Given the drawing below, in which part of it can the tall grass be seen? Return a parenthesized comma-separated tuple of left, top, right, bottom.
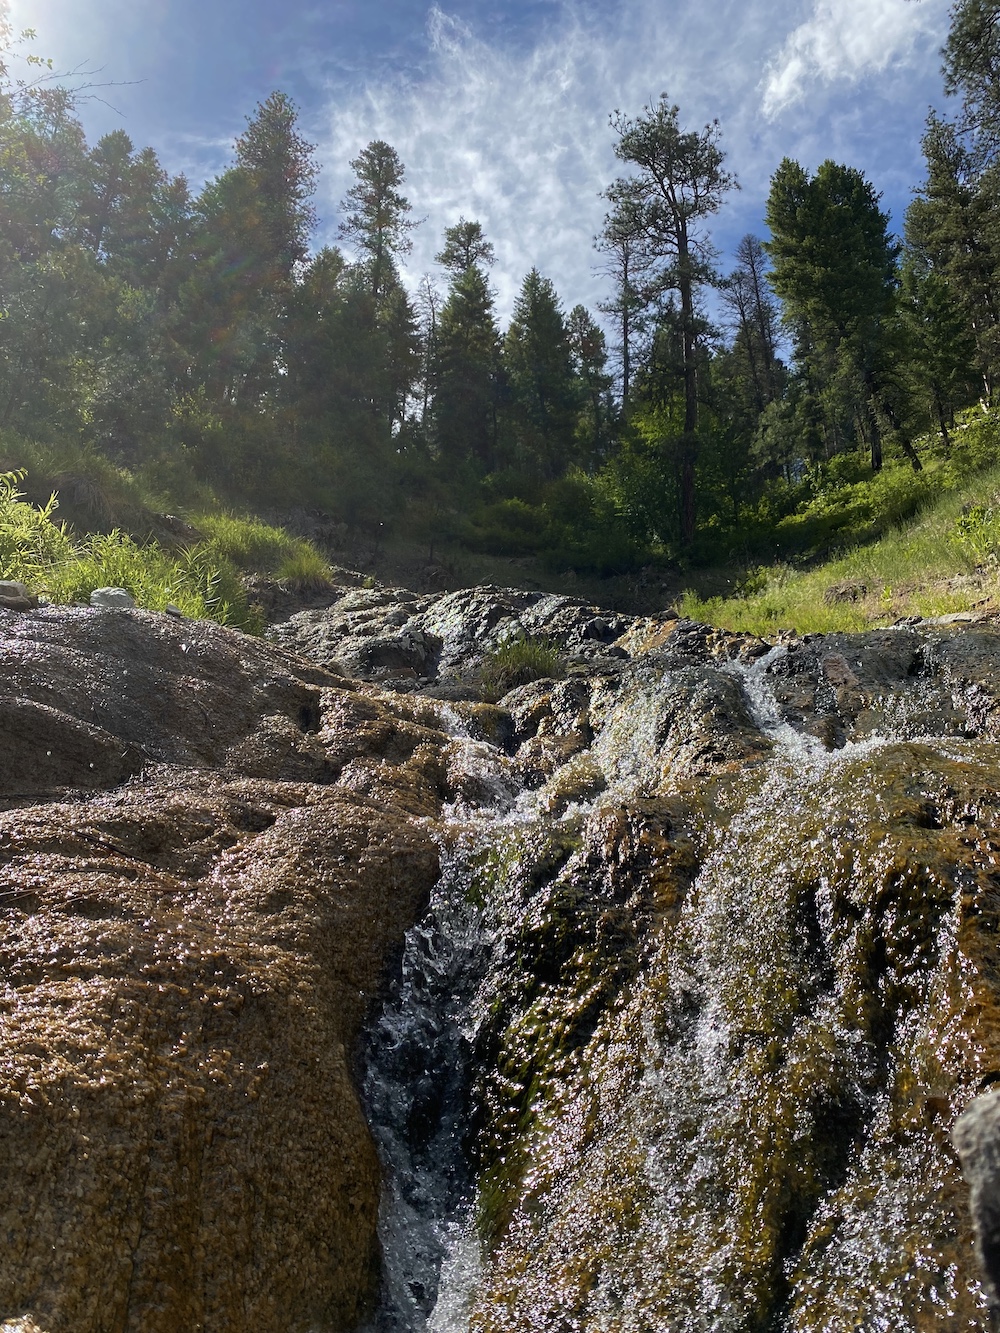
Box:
(479, 633, 565, 702)
(0, 473, 260, 631)
(194, 512, 334, 588)
(681, 461, 1000, 635)
(43, 532, 262, 631)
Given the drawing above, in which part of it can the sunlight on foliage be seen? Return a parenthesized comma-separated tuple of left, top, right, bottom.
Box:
(195, 512, 334, 589)
(479, 632, 565, 702)
(680, 460, 1000, 635)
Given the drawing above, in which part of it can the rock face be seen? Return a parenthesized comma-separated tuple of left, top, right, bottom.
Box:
(0, 608, 455, 1332)
(954, 1089, 1000, 1326)
(270, 587, 1000, 1332)
(7, 592, 1000, 1332)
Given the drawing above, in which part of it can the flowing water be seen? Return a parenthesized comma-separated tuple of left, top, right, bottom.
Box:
(357, 645, 997, 1331)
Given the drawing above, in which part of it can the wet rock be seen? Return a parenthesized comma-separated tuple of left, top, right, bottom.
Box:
(464, 746, 1000, 1333)
(0, 775, 441, 1333)
(0, 606, 341, 794)
(0, 608, 459, 1332)
(954, 1088, 1000, 1324)
(590, 662, 771, 791)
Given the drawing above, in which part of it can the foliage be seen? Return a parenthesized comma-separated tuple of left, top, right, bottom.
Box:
(479, 632, 565, 702)
(194, 511, 333, 586)
(953, 500, 1000, 564)
(45, 530, 262, 630)
(0, 468, 74, 581)
(0, 30, 992, 595)
(605, 96, 736, 544)
(680, 455, 1000, 635)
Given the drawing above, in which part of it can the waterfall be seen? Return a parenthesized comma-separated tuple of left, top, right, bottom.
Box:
(356, 632, 995, 1331)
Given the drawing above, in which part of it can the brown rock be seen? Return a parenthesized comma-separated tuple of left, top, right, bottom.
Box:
(0, 608, 457, 1332)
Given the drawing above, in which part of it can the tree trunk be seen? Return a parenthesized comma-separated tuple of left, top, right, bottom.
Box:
(679, 229, 698, 547)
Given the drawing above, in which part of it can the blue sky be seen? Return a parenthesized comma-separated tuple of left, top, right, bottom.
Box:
(6, 0, 955, 321)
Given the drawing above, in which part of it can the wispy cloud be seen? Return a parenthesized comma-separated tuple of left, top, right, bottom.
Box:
(761, 0, 949, 118)
(316, 0, 950, 320)
(318, 0, 785, 317)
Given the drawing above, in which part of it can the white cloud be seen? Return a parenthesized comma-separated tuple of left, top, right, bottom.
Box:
(318, 0, 785, 319)
(762, 0, 949, 117)
(315, 0, 951, 325)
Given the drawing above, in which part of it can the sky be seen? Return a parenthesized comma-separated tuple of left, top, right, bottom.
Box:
(5, 0, 956, 322)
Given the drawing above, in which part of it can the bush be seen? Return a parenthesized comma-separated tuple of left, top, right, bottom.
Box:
(44, 530, 263, 632)
(0, 472, 263, 632)
(479, 633, 564, 702)
(952, 502, 1000, 565)
(0, 470, 76, 581)
(195, 512, 333, 587)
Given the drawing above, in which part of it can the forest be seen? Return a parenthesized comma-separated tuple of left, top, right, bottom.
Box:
(1, 0, 1000, 586)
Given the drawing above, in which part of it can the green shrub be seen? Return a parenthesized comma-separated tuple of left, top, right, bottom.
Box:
(0, 470, 75, 581)
(953, 502, 1000, 565)
(44, 530, 263, 632)
(195, 512, 333, 587)
(479, 632, 565, 702)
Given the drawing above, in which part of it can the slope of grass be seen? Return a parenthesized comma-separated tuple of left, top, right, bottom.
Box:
(0, 473, 336, 633)
(681, 460, 1000, 635)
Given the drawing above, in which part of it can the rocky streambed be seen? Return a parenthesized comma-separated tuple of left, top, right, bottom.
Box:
(3, 585, 1000, 1330)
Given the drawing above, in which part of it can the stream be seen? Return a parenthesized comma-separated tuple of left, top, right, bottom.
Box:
(356, 635, 996, 1331)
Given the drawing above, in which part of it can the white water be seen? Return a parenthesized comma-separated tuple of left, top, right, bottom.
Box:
(357, 649, 988, 1332)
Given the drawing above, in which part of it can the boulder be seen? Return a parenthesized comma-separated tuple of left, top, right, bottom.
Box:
(89, 587, 136, 609)
(0, 606, 459, 1332)
(954, 1089, 1000, 1322)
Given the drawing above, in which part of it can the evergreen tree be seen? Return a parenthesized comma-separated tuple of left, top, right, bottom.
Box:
(899, 259, 979, 442)
(504, 268, 580, 480)
(430, 260, 500, 471)
(596, 194, 652, 410)
(942, 0, 1000, 165)
(765, 158, 920, 471)
(436, 218, 495, 274)
(605, 97, 735, 542)
(177, 93, 318, 408)
(721, 234, 782, 415)
(338, 140, 417, 303)
(234, 91, 317, 278)
(906, 113, 1000, 397)
(567, 303, 614, 465)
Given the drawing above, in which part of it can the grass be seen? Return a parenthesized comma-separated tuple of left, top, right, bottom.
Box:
(43, 531, 263, 631)
(681, 459, 1000, 635)
(194, 512, 334, 588)
(479, 632, 565, 702)
(0, 473, 337, 634)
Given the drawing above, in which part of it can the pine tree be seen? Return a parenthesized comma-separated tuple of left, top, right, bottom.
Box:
(504, 269, 580, 480)
(605, 96, 736, 542)
(338, 140, 417, 304)
(765, 158, 920, 471)
(906, 113, 1000, 397)
(567, 303, 614, 465)
(430, 262, 500, 471)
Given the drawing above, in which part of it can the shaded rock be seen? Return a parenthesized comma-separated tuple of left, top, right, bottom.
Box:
(0, 606, 341, 794)
(824, 580, 868, 604)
